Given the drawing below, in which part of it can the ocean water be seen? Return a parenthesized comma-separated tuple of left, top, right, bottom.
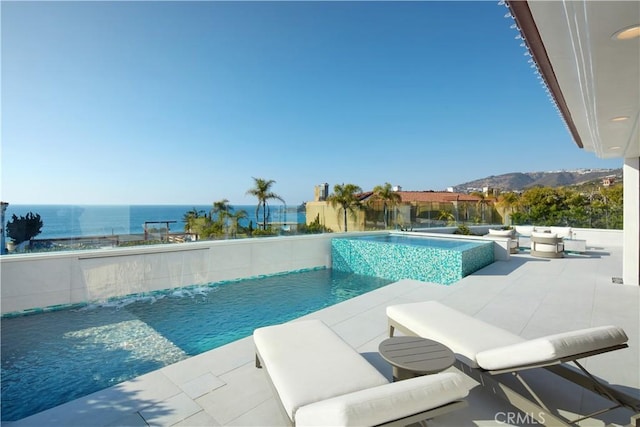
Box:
(3, 205, 305, 239)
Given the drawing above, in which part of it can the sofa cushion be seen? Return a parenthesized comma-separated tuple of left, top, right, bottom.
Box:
(550, 226, 572, 238)
(476, 326, 628, 371)
(254, 319, 388, 420)
(295, 372, 469, 427)
(531, 231, 558, 239)
(515, 225, 534, 236)
(533, 243, 564, 253)
(387, 302, 524, 368)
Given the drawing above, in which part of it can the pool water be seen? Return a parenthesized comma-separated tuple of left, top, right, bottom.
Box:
(0, 268, 392, 422)
(357, 234, 484, 249)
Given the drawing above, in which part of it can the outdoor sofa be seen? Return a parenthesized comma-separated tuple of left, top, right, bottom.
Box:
(515, 225, 573, 239)
(386, 301, 639, 426)
(253, 319, 470, 426)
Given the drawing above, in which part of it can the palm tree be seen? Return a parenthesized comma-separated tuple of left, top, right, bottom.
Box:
(370, 182, 402, 228)
(327, 183, 363, 232)
(470, 191, 488, 224)
(183, 207, 205, 233)
(228, 209, 248, 238)
(246, 177, 285, 230)
(211, 199, 231, 225)
(437, 209, 456, 226)
(209, 199, 249, 237)
(495, 192, 519, 225)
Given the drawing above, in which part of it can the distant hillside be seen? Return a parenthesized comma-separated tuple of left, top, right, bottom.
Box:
(453, 168, 622, 192)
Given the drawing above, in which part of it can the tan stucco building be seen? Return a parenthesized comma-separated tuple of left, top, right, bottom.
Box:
(306, 189, 482, 232)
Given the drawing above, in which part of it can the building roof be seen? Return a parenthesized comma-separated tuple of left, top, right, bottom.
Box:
(398, 191, 482, 203)
(507, 1, 639, 159)
(363, 191, 482, 204)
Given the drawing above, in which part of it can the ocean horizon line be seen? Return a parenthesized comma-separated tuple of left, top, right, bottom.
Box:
(5, 203, 297, 207)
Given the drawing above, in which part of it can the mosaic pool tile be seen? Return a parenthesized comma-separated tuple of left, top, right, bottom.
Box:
(332, 236, 494, 285)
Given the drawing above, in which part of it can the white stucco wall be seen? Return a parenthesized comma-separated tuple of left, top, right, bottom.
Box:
(571, 228, 623, 248)
(623, 158, 639, 286)
(1, 234, 334, 315)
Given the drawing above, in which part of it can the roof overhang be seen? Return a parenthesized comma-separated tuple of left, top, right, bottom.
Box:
(508, 0, 639, 159)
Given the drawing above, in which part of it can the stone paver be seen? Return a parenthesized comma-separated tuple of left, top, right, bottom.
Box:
(8, 247, 639, 427)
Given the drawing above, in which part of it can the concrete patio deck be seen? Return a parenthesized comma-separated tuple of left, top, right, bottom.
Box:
(7, 245, 639, 427)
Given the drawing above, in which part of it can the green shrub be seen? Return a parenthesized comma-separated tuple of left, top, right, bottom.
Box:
(299, 214, 331, 234)
(252, 228, 277, 237)
(6, 212, 43, 244)
(453, 224, 471, 235)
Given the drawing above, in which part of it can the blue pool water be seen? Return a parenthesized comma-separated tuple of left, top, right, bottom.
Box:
(332, 234, 494, 284)
(357, 234, 486, 249)
(0, 269, 392, 422)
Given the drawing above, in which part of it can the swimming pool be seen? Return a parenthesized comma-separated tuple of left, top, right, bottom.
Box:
(332, 234, 494, 284)
(0, 268, 392, 422)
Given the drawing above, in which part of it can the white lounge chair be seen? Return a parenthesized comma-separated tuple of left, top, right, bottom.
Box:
(386, 301, 639, 426)
(253, 319, 470, 426)
(530, 231, 565, 258)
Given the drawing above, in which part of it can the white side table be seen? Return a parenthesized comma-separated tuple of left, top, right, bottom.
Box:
(564, 239, 586, 253)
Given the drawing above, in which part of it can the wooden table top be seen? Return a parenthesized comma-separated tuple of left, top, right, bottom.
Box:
(379, 336, 455, 375)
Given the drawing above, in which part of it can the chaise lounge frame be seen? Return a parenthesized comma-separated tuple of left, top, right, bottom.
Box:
(389, 320, 640, 426)
(254, 319, 470, 427)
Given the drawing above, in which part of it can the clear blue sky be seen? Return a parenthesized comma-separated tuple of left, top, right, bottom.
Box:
(1, 1, 622, 206)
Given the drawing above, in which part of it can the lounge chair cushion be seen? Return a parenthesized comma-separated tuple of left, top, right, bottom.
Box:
(476, 325, 628, 371)
(294, 372, 468, 427)
(387, 301, 525, 368)
(253, 319, 388, 420)
(388, 302, 629, 371)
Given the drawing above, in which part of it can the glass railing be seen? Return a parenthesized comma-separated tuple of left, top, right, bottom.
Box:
(1, 200, 621, 255)
(0, 204, 309, 255)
